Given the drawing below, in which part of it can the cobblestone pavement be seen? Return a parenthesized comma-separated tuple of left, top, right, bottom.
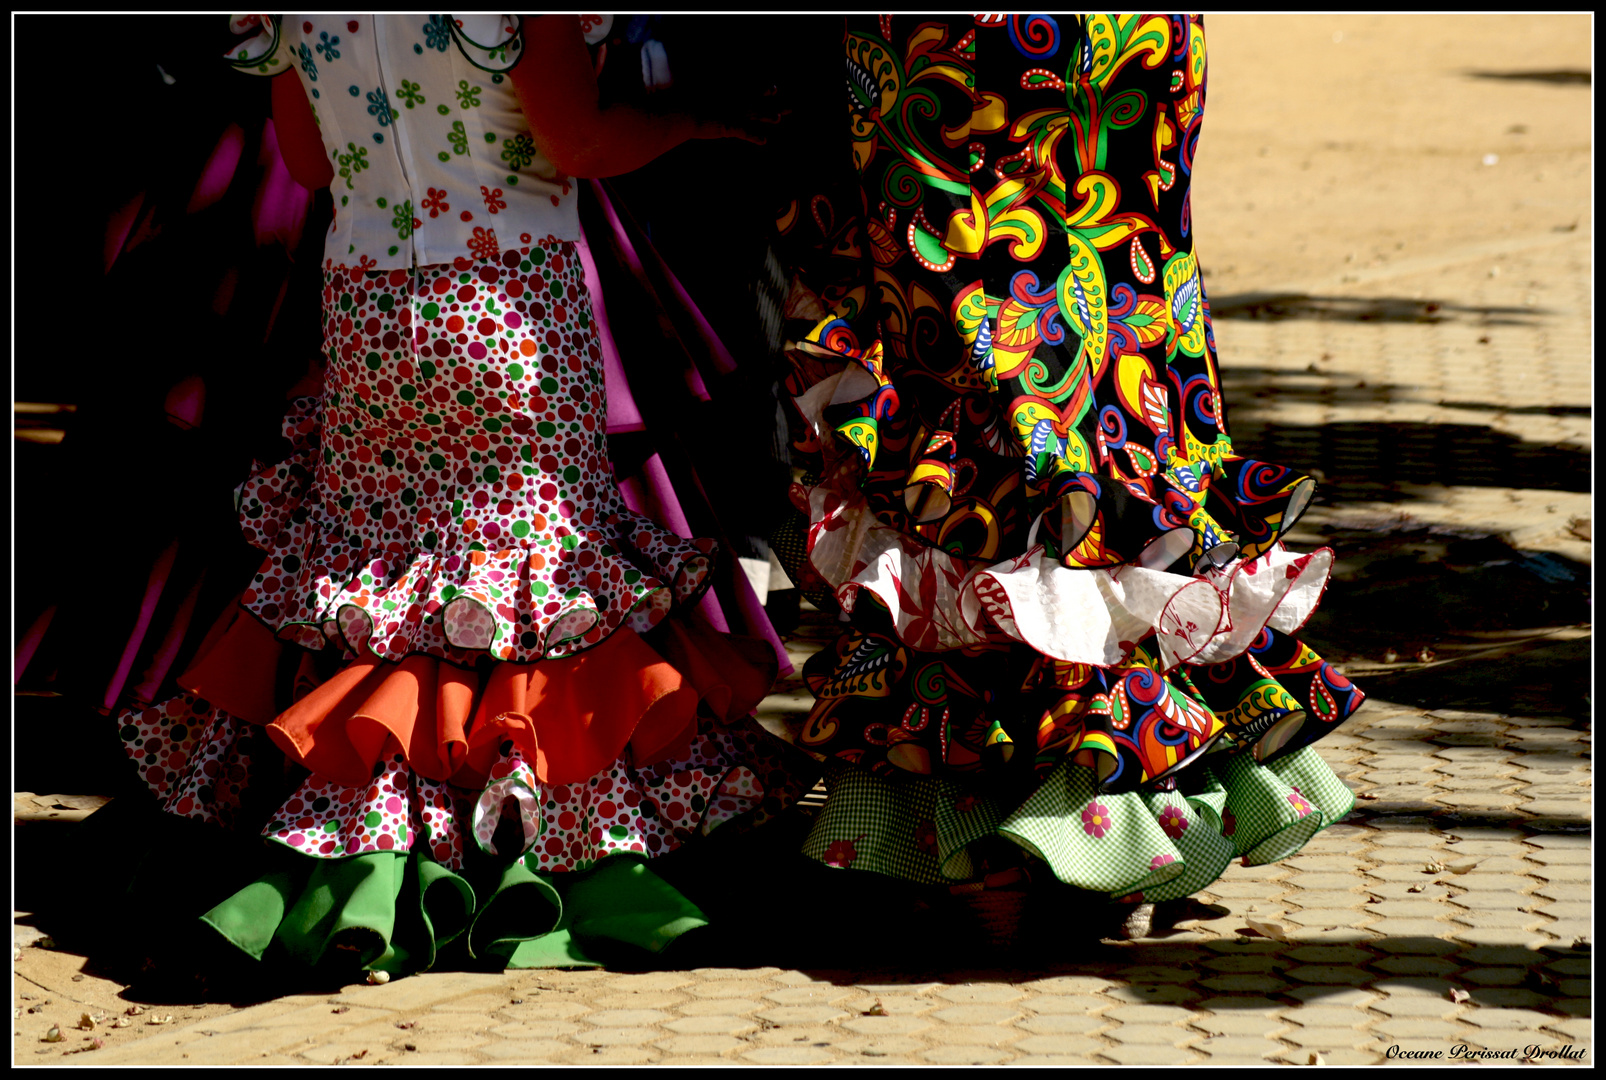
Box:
(13, 13, 1591, 1069)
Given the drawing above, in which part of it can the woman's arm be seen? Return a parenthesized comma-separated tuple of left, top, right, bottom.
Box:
(510, 14, 755, 179)
(272, 72, 335, 190)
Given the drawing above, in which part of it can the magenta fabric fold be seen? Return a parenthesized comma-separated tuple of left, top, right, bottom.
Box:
(632, 458, 791, 676)
(592, 179, 738, 376)
(617, 452, 696, 540)
(101, 541, 180, 713)
(14, 605, 56, 685)
(588, 180, 712, 403)
(728, 548, 792, 677)
(187, 122, 246, 215)
(252, 121, 312, 251)
(628, 213, 738, 378)
(104, 193, 145, 274)
(126, 571, 207, 708)
(585, 180, 794, 677)
(164, 375, 207, 429)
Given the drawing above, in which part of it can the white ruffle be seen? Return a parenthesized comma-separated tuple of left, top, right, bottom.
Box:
(969, 540, 1334, 672)
(966, 546, 1228, 671)
(791, 378, 1333, 674)
(807, 487, 991, 652)
(800, 464, 1334, 673)
(1189, 545, 1333, 664)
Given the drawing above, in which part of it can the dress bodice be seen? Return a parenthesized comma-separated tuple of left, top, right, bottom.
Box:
(229, 14, 579, 269)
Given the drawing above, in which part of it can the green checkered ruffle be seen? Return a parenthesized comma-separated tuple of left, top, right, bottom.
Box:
(801, 744, 1354, 903)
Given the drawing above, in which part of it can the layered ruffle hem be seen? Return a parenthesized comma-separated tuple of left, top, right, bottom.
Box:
(236, 396, 718, 665)
(109, 396, 818, 975)
(117, 605, 816, 973)
(784, 353, 1365, 899)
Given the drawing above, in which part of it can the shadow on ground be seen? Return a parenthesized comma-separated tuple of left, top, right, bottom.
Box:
(1466, 69, 1591, 86)
(1293, 526, 1591, 630)
(1211, 292, 1544, 326)
(1221, 420, 1591, 500)
(1221, 370, 1591, 418)
(1348, 637, 1591, 721)
(778, 941, 1591, 1018)
(1278, 522, 1591, 719)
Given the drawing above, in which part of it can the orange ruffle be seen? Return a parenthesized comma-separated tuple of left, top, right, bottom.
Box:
(653, 617, 779, 724)
(630, 616, 780, 769)
(178, 607, 301, 725)
(175, 603, 777, 790)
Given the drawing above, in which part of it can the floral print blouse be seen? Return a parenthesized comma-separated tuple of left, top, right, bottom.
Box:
(228, 14, 578, 269)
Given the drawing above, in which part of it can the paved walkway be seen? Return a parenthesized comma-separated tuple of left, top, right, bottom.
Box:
(12, 13, 1592, 1069)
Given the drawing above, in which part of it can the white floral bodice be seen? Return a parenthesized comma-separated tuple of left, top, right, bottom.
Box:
(229, 14, 578, 269)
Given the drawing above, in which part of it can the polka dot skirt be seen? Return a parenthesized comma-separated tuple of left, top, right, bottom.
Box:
(234, 242, 716, 665)
(266, 749, 418, 858)
(112, 241, 825, 883)
(121, 689, 821, 874)
(118, 693, 260, 832)
(257, 720, 812, 873)
(509, 720, 819, 874)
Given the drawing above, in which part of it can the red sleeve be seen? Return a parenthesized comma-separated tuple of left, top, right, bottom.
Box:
(271, 72, 335, 191)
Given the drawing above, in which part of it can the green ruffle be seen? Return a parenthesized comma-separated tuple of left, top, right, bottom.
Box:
(797, 769, 1004, 884)
(200, 848, 708, 976)
(202, 848, 479, 976)
(802, 745, 1355, 904)
(499, 857, 709, 969)
(1225, 743, 1358, 864)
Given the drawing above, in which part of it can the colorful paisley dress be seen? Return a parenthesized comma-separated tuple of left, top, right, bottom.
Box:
(772, 14, 1365, 900)
(104, 14, 816, 978)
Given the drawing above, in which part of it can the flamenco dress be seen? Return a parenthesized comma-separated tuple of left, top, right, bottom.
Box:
(771, 15, 1366, 912)
(48, 14, 815, 980)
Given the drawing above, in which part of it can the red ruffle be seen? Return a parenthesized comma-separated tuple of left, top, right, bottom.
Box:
(176, 602, 775, 790)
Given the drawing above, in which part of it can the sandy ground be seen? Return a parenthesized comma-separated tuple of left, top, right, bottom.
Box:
(1197, 13, 1591, 296)
(13, 795, 246, 1057)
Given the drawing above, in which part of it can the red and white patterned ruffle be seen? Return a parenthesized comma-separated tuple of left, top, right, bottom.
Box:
(261, 721, 810, 873)
(800, 478, 1334, 676)
(235, 397, 714, 665)
(118, 693, 263, 831)
(122, 692, 812, 877)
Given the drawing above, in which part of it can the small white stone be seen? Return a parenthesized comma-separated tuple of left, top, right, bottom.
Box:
(1483, 153, 1500, 166)
(367, 970, 391, 985)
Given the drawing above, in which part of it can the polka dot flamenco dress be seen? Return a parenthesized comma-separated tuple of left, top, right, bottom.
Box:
(771, 15, 1366, 919)
(110, 14, 817, 978)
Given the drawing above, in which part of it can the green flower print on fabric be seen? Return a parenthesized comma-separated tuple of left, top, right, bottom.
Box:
(395, 79, 425, 109)
(296, 42, 318, 81)
(337, 143, 369, 189)
(456, 80, 482, 109)
(315, 30, 340, 61)
(392, 200, 418, 240)
(499, 134, 537, 171)
(448, 121, 469, 157)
